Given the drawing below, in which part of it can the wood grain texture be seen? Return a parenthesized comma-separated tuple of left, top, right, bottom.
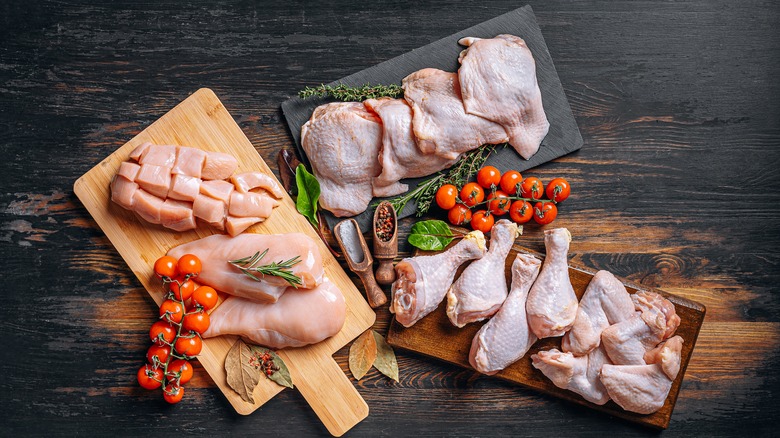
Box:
(1, 0, 779, 436)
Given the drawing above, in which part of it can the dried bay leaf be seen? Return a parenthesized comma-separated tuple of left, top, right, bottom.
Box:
(249, 345, 294, 389)
(372, 330, 399, 382)
(349, 329, 377, 380)
(225, 339, 260, 403)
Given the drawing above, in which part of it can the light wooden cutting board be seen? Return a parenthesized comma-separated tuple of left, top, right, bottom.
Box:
(74, 88, 375, 437)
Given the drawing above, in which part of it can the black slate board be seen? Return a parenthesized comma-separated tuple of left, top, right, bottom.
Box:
(281, 5, 582, 232)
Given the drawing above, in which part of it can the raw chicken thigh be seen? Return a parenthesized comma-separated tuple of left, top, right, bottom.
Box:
(300, 102, 383, 217)
(469, 253, 540, 375)
(561, 270, 635, 355)
(447, 220, 520, 327)
(526, 228, 578, 338)
(203, 278, 346, 349)
(531, 344, 612, 405)
(391, 231, 486, 327)
(403, 68, 509, 160)
(364, 97, 458, 197)
(458, 35, 549, 159)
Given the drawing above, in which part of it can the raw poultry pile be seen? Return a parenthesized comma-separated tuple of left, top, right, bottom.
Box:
(391, 222, 684, 415)
(301, 35, 550, 217)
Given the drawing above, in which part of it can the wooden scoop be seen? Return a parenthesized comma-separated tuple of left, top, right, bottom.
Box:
(372, 201, 398, 286)
(334, 219, 387, 309)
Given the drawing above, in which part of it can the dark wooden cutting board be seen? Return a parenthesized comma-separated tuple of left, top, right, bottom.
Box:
(280, 5, 583, 232)
(386, 236, 706, 430)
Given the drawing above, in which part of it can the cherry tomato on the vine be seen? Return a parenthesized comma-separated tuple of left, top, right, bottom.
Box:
(177, 254, 202, 277)
(169, 277, 195, 301)
(520, 177, 544, 200)
(191, 286, 218, 311)
(146, 344, 171, 366)
(182, 309, 210, 334)
(487, 190, 511, 216)
(163, 384, 184, 404)
(533, 202, 558, 225)
(149, 321, 176, 346)
(167, 359, 194, 385)
(435, 184, 459, 210)
(500, 170, 523, 195)
(471, 210, 494, 233)
(546, 178, 571, 203)
(448, 204, 472, 226)
(137, 364, 163, 390)
(476, 166, 501, 189)
(174, 332, 203, 357)
(509, 200, 533, 224)
(460, 182, 485, 207)
(154, 256, 178, 279)
(159, 299, 184, 324)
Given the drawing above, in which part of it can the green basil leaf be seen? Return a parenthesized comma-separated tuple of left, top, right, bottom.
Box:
(408, 220, 454, 251)
(295, 164, 320, 227)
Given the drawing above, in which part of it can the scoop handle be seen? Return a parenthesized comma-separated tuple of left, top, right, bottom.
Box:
(357, 269, 387, 308)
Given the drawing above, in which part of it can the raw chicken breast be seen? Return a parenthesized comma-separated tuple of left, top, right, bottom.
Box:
(301, 102, 383, 217)
(526, 228, 578, 338)
(469, 253, 540, 375)
(447, 220, 519, 327)
(204, 278, 346, 349)
(201, 151, 238, 180)
(110, 176, 138, 210)
(172, 146, 207, 178)
(364, 97, 457, 197)
(160, 198, 196, 232)
(139, 144, 177, 168)
(225, 216, 263, 236)
(458, 35, 549, 159)
(601, 291, 681, 365)
(531, 345, 612, 405)
(230, 172, 284, 198)
(403, 68, 509, 160)
(200, 179, 234, 203)
(168, 233, 324, 302)
(391, 231, 486, 327)
(168, 174, 201, 202)
(117, 161, 141, 181)
(600, 336, 684, 414)
(135, 163, 171, 199)
(132, 189, 165, 224)
(192, 194, 226, 224)
(228, 191, 279, 218)
(561, 270, 635, 355)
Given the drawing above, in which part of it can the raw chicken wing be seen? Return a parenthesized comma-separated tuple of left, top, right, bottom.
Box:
(531, 345, 612, 405)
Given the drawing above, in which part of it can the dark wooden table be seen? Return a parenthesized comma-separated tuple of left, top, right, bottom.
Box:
(2, 1, 778, 436)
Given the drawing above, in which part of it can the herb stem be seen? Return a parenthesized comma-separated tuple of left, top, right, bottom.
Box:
(229, 249, 303, 287)
(298, 83, 403, 101)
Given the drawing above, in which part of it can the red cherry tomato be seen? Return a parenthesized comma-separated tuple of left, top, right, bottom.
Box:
(159, 299, 184, 324)
(182, 309, 210, 334)
(447, 204, 473, 226)
(500, 170, 523, 195)
(153, 256, 178, 279)
(509, 200, 533, 224)
(476, 166, 501, 189)
(174, 332, 203, 357)
(435, 184, 459, 210)
(169, 277, 195, 301)
(459, 182, 485, 207)
(546, 178, 571, 203)
(177, 254, 202, 277)
(533, 202, 558, 225)
(487, 190, 511, 216)
(470, 210, 494, 233)
(137, 364, 163, 390)
(149, 321, 176, 346)
(520, 177, 544, 200)
(146, 344, 171, 366)
(167, 359, 194, 385)
(163, 384, 184, 404)
(191, 286, 218, 311)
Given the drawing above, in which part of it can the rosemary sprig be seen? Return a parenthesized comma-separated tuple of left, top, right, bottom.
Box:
(229, 249, 303, 287)
(298, 83, 403, 102)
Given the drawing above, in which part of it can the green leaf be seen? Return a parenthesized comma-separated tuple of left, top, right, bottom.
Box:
(372, 330, 399, 382)
(295, 164, 320, 227)
(249, 345, 294, 389)
(408, 220, 454, 251)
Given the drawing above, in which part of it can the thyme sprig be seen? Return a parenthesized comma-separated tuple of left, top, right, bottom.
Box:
(298, 83, 403, 102)
(229, 249, 303, 287)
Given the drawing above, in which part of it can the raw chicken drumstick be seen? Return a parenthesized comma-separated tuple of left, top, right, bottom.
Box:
(531, 344, 612, 405)
(469, 253, 541, 375)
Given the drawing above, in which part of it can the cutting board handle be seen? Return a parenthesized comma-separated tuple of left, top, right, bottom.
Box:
(280, 346, 368, 437)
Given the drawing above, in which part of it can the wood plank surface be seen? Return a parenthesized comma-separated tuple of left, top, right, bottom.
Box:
(73, 88, 374, 436)
(1, 1, 778, 436)
(387, 236, 705, 429)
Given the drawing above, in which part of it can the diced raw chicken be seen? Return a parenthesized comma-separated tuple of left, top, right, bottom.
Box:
(172, 146, 207, 178)
(390, 231, 486, 327)
(200, 179, 234, 203)
(139, 144, 177, 168)
(230, 172, 284, 198)
(201, 151, 238, 180)
(469, 253, 541, 375)
(135, 163, 171, 199)
(203, 278, 346, 349)
(160, 198, 196, 232)
(132, 189, 165, 224)
(600, 336, 684, 414)
(364, 97, 458, 198)
(228, 192, 279, 218)
(402, 68, 508, 160)
(447, 220, 519, 327)
(167, 233, 324, 302)
(531, 345, 612, 405)
(129, 142, 151, 161)
(192, 194, 226, 224)
(561, 270, 635, 355)
(117, 161, 141, 181)
(526, 228, 578, 338)
(168, 174, 201, 202)
(225, 216, 263, 237)
(301, 102, 383, 217)
(458, 35, 549, 159)
(110, 175, 139, 210)
(601, 291, 681, 365)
